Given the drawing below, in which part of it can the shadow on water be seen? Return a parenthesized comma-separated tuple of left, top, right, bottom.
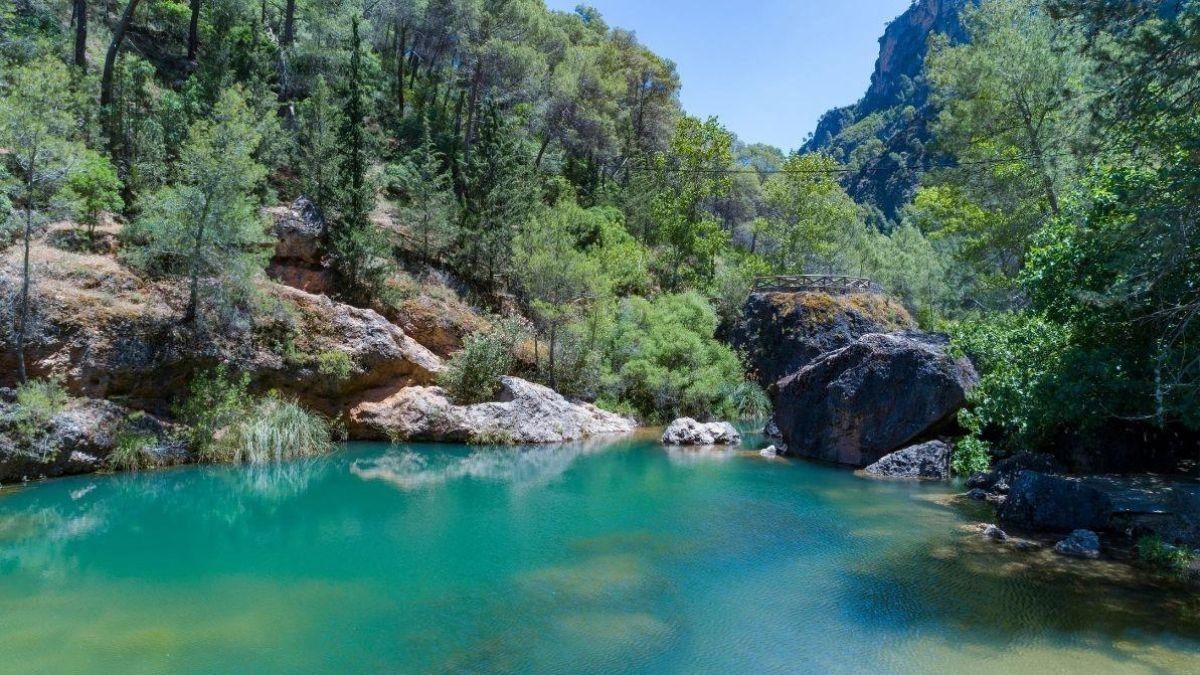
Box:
(837, 523, 1200, 656)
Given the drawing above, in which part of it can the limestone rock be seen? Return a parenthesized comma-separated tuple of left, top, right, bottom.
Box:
(350, 376, 635, 444)
(863, 440, 951, 480)
(661, 418, 741, 446)
(771, 333, 977, 467)
(1054, 529, 1101, 559)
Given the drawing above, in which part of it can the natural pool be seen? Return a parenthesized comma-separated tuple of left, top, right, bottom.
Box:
(1, 432, 1198, 674)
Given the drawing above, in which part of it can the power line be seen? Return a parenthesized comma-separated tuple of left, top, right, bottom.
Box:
(628, 153, 1075, 176)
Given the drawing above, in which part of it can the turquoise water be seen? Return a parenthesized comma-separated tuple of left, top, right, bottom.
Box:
(2, 433, 1198, 674)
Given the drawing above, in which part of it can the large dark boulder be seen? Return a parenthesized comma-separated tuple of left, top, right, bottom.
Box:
(968, 452, 1067, 494)
(863, 440, 951, 480)
(729, 291, 913, 387)
(1001, 472, 1114, 532)
(771, 333, 977, 467)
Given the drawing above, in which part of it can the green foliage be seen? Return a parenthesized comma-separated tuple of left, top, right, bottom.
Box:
(392, 119, 457, 262)
(296, 76, 342, 218)
(63, 150, 124, 240)
(201, 395, 339, 465)
(951, 436, 992, 476)
(948, 312, 1073, 454)
(439, 319, 525, 405)
(11, 378, 68, 441)
(719, 379, 773, 422)
(107, 428, 162, 473)
(599, 293, 747, 423)
(1137, 536, 1196, 579)
(122, 87, 270, 325)
(175, 365, 254, 454)
(761, 153, 863, 274)
(316, 350, 354, 381)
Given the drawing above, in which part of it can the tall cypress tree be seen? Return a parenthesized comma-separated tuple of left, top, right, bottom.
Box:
(330, 17, 393, 304)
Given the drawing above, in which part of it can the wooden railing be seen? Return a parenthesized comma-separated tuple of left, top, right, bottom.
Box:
(752, 275, 882, 295)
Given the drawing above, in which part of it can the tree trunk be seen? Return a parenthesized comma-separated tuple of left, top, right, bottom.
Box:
(101, 0, 141, 112)
(282, 0, 296, 47)
(462, 61, 482, 165)
(187, 0, 201, 61)
(15, 155, 37, 384)
(534, 135, 551, 171)
(74, 0, 88, 72)
(396, 23, 407, 118)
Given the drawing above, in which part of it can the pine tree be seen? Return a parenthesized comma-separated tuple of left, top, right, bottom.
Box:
(397, 118, 455, 262)
(330, 17, 393, 304)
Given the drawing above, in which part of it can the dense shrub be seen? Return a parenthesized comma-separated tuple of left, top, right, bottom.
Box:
(10, 378, 68, 441)
(1137, 536, 1196, 579)
(439, 319, 525, 405)
(175, 365, 254, 453)
(598, 292, 751, 423)
(107, 429, 162, 472)
(948, 312, 1073, 460)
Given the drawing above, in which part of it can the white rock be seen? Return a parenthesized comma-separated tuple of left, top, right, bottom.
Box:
(661, 418, 741, 446)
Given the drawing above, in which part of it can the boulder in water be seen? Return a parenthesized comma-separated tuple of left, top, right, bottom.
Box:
(771, 333, 977, 467)
(1001, 472, 1114, 532)
(350, 376, 635, 444)
(661, 418, 741, 446)
(862, 440, 951, 480)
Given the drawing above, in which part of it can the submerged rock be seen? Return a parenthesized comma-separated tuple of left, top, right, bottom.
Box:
(759, 445, 779, 459)
(771, 333, 977, 467)
(967, 488, 988, 501)
(862, 440, 951, 480)
(1055, 529, 1101, 559)
(661, 418, 741, 446)
(350, 376, 635, 444)
(981, 524, 1008, 541)
(1001, 472, 1114, 532)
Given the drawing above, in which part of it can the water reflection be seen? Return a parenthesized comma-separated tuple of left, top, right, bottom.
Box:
(350, 439, 613, 492)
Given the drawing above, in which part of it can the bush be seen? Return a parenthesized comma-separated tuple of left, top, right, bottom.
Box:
(1137, 535, 1196, 578)
(951, 435, 991, 476)
(316, 350, 354, 381)
(107, 429, 161, 472)
(719, 379, 772, 421)
(175, 365, 254, 453)
(599, 292, 749, 424)
(947, 312, 1073, 456)
(201, 395, 339, 464)
(12, 378, 68, 440)
(439, 319, 524, 405)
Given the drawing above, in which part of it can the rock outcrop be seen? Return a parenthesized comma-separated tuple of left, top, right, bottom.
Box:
(264, 197, 333, 295)
(967, 452, 1067, 495)
(0, 395, 182, 483)
(350, 376, 635, 444)
(1000, 472, 1115, 532)
(729, 291, 913, 387)
(862, 440, 951, 480)
(0, 242, 442, 424)
(771, 332, 977, 467)
(661, 418, 741, 446)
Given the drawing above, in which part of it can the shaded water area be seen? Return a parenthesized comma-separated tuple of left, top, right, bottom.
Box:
(1, 432, 1198, 673)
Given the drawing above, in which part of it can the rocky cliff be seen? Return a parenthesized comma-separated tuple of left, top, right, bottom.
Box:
(803, 0, 970, 220)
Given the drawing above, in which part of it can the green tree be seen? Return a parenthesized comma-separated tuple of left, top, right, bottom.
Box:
(649, 115, 734, 290)
(124, 87, 269, 325)
(761, 153, 864, 274)
(297, 75, 341, 219)
(330, 17, 394, 304)
(395, 118, 456, 262)
(515, 202, 607, 390)
(64, 150, 124, 242)
(0, 58, 82, 383)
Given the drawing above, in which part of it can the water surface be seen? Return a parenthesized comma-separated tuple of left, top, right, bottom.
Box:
(1, 434, 1198, 673)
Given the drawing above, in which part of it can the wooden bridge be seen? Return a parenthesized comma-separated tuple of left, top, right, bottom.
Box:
(752, 275, 883, 295)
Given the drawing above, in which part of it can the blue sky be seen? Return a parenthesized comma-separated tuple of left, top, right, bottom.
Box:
(544, 0, 912, 151)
